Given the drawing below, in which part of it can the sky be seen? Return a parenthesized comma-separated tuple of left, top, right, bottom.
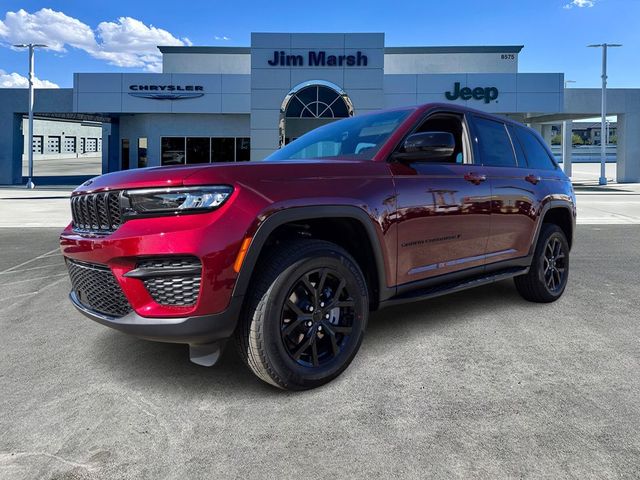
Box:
(0, 0, 638, 89)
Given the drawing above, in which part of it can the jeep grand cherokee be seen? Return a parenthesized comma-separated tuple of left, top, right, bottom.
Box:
(60, 103, 576, 390)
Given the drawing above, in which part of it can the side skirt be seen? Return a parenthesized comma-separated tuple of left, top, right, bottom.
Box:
(378, 266, 529, 309)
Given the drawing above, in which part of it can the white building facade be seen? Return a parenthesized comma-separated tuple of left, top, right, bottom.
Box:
(0, 32, 638, 184)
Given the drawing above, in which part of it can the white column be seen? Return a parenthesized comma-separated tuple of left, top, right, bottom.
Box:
(541, 124, 554, 146)
(562, 120, 573, 177)
(616, 113, 640, 183)
(530, 123, 543, 135)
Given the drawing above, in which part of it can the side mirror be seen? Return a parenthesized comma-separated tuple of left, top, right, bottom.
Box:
(393, 131, 455, 162)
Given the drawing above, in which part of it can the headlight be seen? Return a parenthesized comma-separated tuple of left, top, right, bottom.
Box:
(123, 186, 233, 217)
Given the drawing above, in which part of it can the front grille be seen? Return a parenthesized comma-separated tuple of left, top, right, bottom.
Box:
(71, 191, 122, 233)
(67, 260, 132, 317)
(138, 257, 202, 306)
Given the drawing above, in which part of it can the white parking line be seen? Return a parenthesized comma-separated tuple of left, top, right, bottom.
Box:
(0, 264, 63, 275)
(0, 248, 61, 274)
(0, 276, 68, 310)
(0, 273, 67, 287)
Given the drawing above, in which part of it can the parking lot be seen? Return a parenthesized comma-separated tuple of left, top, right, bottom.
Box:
(1, 195, 639, 478)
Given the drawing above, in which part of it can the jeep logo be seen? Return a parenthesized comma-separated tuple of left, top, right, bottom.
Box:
(445, 82, 499, 104)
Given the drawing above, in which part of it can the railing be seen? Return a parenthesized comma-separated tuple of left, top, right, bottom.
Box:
(549, 145, 617, 163)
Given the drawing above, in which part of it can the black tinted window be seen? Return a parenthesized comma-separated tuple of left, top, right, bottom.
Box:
(473, 117, 516, 167)
(515, 126, 556, 170)
(507, 125, 526, 166)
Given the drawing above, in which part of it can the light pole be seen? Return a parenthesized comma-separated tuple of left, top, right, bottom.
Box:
(13, 43, 48, 189)
(588, 43, 622, 186)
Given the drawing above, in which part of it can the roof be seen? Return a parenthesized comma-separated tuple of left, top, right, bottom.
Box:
(158, 46, 251, 54)
(158, 45, 524, 55)
(384, 46, 524, 54)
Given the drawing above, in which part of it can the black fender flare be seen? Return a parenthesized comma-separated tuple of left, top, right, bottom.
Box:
(231, 205, 393, 304)
(529, 199, 576, 255)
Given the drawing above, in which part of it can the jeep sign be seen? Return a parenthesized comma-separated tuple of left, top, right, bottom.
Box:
(445, 82, 499, 103)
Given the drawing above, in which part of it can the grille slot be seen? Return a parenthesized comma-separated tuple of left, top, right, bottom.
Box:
(67, 260, 132, 317)
(137, 257, 202, 307)
(71, 191, 122, 233)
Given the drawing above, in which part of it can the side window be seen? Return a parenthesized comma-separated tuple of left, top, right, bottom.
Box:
(472, 116, 516, 167)
(514, 126, 557, 170)
(506, 125, 526, 166)
(414, 114, 467, 164)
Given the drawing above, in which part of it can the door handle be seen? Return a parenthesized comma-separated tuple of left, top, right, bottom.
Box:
(525, 174, 541, 185)
(464, 172, 487, 185)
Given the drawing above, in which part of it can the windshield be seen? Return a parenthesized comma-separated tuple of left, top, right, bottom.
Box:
(265, 108, 414, 161)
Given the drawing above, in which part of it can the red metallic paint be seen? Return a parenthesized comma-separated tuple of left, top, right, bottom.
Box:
(60, 103, 576, 324)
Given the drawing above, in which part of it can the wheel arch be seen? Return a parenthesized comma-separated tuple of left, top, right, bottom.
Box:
(531, 200, 575, 253)
(231, 206, 392, 309)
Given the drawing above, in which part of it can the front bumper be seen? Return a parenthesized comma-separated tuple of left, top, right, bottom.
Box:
(70, 290, 241, 344)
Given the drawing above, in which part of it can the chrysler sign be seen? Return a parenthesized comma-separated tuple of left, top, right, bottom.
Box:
(128, 84, 204, 100)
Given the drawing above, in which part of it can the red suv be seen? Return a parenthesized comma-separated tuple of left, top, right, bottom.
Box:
(60, 104, 576, 390)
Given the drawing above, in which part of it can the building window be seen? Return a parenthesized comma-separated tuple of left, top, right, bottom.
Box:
(211, 138, 235, 162)
(280, 81, 354, 148)
(161, 137, 186, 165)
(97, 138, 102, 152)
(160, 137, 251, 165)
(236, 137, 250, 162)
(138, 138, 148, 168)
(47, 136, 61, 154)
(32, 135, 43, 154)
(186, 137, 210, 164)
(285, 85, 351, 119)
(63, 137, 76, 154)
(80, 138, 86, 154)
(121, 139, 130, 170)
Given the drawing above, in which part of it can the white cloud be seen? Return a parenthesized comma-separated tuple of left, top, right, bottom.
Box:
(0, 69, 59, 88)
(564, 0, 596, 9)
(0, 8, 190, 71)
(214, 35, 231, 41)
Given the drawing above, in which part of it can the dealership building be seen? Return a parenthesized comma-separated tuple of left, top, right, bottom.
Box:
(1, 32, 639, 185)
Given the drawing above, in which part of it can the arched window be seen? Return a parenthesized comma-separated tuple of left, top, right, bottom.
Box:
(279, 81, 354, 146)
(284, 84, 351, 119)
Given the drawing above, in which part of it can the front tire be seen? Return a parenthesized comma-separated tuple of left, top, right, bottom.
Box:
(514, 223, 570, 303)
(236, 239, 368, 390)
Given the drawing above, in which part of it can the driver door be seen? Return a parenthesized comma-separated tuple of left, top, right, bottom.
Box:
(391, 112, 492, 285)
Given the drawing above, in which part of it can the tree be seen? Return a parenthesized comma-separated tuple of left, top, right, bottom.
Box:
(551, 134, 562, 145)
(572, 134, 584, 146)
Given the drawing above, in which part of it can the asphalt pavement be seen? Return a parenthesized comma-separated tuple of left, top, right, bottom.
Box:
(0, 225, 639, 479)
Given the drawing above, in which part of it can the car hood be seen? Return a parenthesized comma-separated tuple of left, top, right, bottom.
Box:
(73, 159, 374, 194)
(72, 164, 214, 194)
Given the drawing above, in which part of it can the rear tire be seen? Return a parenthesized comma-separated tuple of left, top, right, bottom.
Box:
(235, 239, 368, 390)
(514, 223, 569, 303)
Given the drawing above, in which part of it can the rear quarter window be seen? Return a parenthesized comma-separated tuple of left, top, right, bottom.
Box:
(514, 126, 557, 170)
(472, 116, 516, 167)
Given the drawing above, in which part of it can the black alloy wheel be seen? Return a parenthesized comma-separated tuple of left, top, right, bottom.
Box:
(542, 236, 567, 293)
(236, 239, 368, 390)
(280, 268, 355, 368)
(514, 223, 570, 303)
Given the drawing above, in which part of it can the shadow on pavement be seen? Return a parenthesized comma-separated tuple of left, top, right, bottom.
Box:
(90, 279, 527, 394)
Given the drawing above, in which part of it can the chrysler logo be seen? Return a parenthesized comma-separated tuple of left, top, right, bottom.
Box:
(128, 85, 204, 100)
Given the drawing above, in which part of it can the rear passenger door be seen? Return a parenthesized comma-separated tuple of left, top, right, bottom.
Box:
(468, 115, 539, 265)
